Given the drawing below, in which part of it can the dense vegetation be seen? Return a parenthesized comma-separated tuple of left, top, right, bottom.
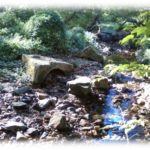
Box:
(0, 8, 149, 62)
(0, 7, 150, 143)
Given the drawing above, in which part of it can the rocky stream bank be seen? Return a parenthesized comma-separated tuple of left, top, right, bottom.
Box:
(0, 50, 150, 144)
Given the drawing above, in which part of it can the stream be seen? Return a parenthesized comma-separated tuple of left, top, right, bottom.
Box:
(98, 74, 145, 143)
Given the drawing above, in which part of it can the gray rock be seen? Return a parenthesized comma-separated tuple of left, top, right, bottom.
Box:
(67, 76, 91, 97)
(91, 76, 110, 91)
(80, 126, 93, 131)
(12, 101, 28, 110)
(16, 131, 28, 141)
(13, 86, 31, 95)
(22, 54, 74, 84)
(4, 121, 27, 132)
(40, 131, 48, 139)
(26, 128, 39, 137)
(48, 112, 70, 131)
(21, 97, 32, 104)
(37, 97, 57, 110)
(36, 92, 49, 100)
(79, 119, 89, 126)
(79, 46, 104, 63)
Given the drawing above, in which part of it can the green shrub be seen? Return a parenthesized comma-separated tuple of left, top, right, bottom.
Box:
(136, 49, 150, 64)
(66, 27, 86, 51)
(24, 11, 66, 53)
(0, 11, 23, 36)
(104, 62, 150, 78)
(120, 10, 150, 49)
(0, 34, 47, 60)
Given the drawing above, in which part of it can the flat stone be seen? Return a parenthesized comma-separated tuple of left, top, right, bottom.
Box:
(67, 76, 91, 97)
(4, 121, 27, 132)
(22, 54, 73, 84)
(13, 86, 31, 95)
(80, 126, 93, 131)
(12, 102, 28, 110)
(36, 92, 49, 100)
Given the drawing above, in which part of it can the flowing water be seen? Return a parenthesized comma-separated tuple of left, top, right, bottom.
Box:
(101, 75, 135, 142)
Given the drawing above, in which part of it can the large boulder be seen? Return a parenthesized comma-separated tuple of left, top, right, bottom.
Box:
(97, 23, 119, 42)
(97, 23, 128, 42)
(22, 54, 73, 84)
(67, 76, 91, 97)
(79, 46, 104, 63)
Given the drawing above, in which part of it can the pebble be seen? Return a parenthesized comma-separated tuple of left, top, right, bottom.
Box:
(80, 126, 93, 131)
(79, 119, 89, 126)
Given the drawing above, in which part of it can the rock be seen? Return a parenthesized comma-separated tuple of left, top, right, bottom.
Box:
(79, 119, 89, 126)
(37, 97, 57, 110)
(83, 114, 90, 120)
(97, 23, 123, 42)
(137, 99, 145, 106)
(130, 105, 139, 114)
(91, 76, 110, 91)
(112, 95, 124, 106)
(22, 54, 73, 84)
(16, 131, 28, 141)
(36, 92, 49, 100)
(93, 119, 102, 125)
(104, 64, 117, 77)
(13, 86, 31, 95)
(40, 131, 48, 139)
(79, 46, 104, 63)
(92, 114, 103, 121)
(67, 76, 91, 97)
(26, 128, 39, 137)
(80, 126, 93, 131)
(4, 121, 27, 132)
(48, 112, 70, 131)
(21, 97, 32, 104)
(12, 102, 28, 110)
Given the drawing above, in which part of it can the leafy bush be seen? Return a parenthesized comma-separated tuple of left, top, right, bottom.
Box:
(66, 27, 86, 51)
(60, 10, 96, 29)
(24, 11, 66, 53)
(0, 11, 23, 36)
(0, 34, 47, 60)
(136, 49, 150, 64)
(104, 62, 150, 78)
(120, 10, 150, 49)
